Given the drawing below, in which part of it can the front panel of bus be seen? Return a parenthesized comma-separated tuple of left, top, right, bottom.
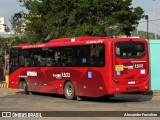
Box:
(111, 39, 149, 94)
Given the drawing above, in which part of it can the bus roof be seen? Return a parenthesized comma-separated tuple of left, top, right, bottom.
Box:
(11, 36, 147, 49)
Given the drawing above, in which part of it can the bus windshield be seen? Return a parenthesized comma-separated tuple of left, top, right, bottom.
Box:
(115, 42, 145, 59)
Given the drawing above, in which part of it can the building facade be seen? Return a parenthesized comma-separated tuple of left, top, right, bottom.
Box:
(0, 17, 5, 32)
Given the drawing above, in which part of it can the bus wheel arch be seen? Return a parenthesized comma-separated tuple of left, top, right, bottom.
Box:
(63, 80, 76, 100)
(19, 78, 25, 89)
(19, 78, 29, 95)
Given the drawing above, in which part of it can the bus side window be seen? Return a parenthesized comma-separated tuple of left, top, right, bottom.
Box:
(98, 49, 105, 66)
(54, 50, 61, 66)
(90, 44, 96, 66)
(25, 58, 31, 66)
(40, 57, 45, 66)
(20, 49, 31, 67)
(9, 48, 20, 73)
(90, 44, 104, 66)
(78, 45, 90, 66)
(45, 48, 54, 66)
(123, 53, 126, 56)
(19, 54, 25, 66)
(61, 53, 66, 66)
(65, 48, 73, 66)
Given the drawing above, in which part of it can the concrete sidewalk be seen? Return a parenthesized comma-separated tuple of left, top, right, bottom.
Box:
(0, 88, 23, 96)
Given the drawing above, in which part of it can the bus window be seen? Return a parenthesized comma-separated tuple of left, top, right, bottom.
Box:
(19, 54, 25, 67)
(9, 48, 20, 73)
(90, 44, 105, 66)
(64, 48, 73, 66)
(115, 42, 145, 59)
(21, 49, 32, 67)
(136, 44, 145, 56)
(46, 48, 55, 67)
(78, 45, 90, 66)
(54, 49, 61, 66)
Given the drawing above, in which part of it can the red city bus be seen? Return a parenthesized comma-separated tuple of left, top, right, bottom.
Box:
(8, 36, 150, 100)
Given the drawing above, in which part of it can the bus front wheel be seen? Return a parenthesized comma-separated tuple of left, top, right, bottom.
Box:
(64, 81, 76, 100)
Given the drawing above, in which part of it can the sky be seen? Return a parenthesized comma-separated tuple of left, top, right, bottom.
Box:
(0, 0, 160, 35)
(132, 0, 160, 36)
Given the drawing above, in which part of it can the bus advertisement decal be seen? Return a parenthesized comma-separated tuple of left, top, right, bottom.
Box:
(128, 80, 135, 85)
(115, 65, 124, 71)
(88, 71, 92, 78)
(123, 65, 134, 70)
(52, 74, 62, 79)
(116, 71, 121, 76)
(134, 63, 146, 69)
(27, 71, 37, 76)
(140, 69, 145, 74)
(52, 72, 70, 79)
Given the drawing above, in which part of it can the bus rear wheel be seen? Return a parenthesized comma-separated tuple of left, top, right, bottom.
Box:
(24, 81, 29, 95)
(64, 82, 76, 100)
(19, 81, 29, 95)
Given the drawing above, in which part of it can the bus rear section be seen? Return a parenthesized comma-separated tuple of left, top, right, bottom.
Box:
(109, 38, 150, 94)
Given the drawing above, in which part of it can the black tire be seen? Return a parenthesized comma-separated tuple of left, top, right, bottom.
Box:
(24, 81, 29, 95)
(19, 81, 29, 95)
(64, 81, 76, 100)
(19, 81, 25, 89)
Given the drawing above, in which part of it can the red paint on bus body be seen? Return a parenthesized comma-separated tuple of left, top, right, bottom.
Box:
(8, 36, 150, 98)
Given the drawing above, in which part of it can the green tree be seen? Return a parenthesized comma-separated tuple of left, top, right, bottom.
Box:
(10, 11, 30, 45)
(21, 0, 144, 42)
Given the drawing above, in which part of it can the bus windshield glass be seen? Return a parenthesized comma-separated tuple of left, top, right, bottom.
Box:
(115, 42, 145, 59)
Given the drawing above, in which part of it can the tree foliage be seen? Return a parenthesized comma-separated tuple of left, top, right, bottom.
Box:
(21, 0, 144, 42)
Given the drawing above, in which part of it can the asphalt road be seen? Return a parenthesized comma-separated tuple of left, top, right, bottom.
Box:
(0, 88, 160, 120)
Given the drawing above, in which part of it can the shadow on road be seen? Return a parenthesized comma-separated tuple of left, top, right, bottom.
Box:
(79, 91, 153, 102)
(77, 94, 153, 103)
(15, 91, 153, 103)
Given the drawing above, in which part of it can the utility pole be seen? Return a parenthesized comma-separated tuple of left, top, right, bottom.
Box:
(145, 15, 149, 40)
(153, 0, 157, 39)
